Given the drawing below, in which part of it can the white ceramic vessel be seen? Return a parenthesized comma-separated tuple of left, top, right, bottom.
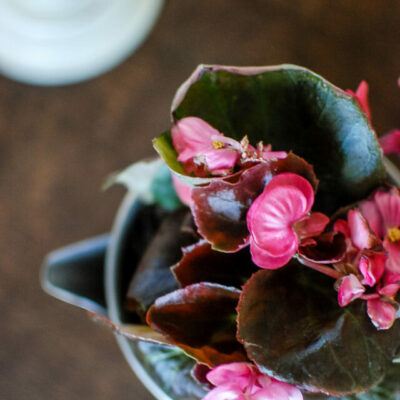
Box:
(0, 0, 163, 85)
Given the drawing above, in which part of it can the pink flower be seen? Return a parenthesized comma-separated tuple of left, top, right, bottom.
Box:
(171, 117, 287, 177)
(172, 174, 192, 206)
(366, 273, 400, 330)
(203, 362, 303, 400)
(346, 81, 372, 121)
(205, 362, 256, 393)
(378, 78, 400, 155)
(360, 187, 400, 274)
(247, 173, 328, 269)
(347, 81, 400, 157)
(333, 209, 381, 272)
(346, 209, 380, 250)
(334, 203, 400, 329)
(338, 274, 365, 307)
(380, 272, 400, 297)
(367, 298, 397, 330)
(337, 268, 398, 330)
(358, 253, 385, 287)
(172, 117, 240, 176)
(379, 129, 400, 155)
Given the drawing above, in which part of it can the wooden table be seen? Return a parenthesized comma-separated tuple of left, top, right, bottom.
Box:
(2, 1, 400, 399)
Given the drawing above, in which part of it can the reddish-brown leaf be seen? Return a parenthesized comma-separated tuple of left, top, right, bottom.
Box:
(147, 282, 246, 367)
(172, 240, 258, 288)
(191, 153, 317, 252)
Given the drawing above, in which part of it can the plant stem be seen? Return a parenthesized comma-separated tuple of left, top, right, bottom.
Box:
(296, 256, 340, 280)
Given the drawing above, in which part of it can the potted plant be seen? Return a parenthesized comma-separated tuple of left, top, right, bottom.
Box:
(42, 64, 400, 400)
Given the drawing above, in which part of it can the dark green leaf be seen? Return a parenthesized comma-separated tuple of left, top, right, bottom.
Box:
(126, 208, 198, 320)
(237, 262, 400, 396)
(304, 363, 400, 399)
(137, 343, 206, 399)
(156, 65, 386, 213)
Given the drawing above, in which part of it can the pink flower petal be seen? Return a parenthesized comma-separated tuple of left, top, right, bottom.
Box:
(294, 212, 329, 239)
(248, 174, 314, 244)
(204, 362, 303, 400)
(379, 284, 400, 298)
(380, 273, 400, 297)
(375, 188, 400, 231)
(346, 81, 371, 121)
(172, 117, 222, 162)
(251, 381, 303, 400)
(359, 253, 386, 287)
(265, 172, 315, 210)
(261, 150, 288, 160)
(384, 272, 400, 285)
(249, 236, 297, 269)
(338, 274, 365, 307)
(204, 148, 239, 173)
(359, 198, 385, 238)
(206, 363, 254, 392)
(218, 135, 243, 151)
(172, 117, 240, 175)
(361, 293, 380, 300)
(254, 375, 272, 389)
(383, 238, 400, 274)
(379, 129, 400, 155)
(333, 219, 350, 238)
(367, 298, 397, 330)
(172, 174, 192, 206)
(347, 209, 377, 250)
(247, 173, 315, 269)
(203, 385, 246, 400)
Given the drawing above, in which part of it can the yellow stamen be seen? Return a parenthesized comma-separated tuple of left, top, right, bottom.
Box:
(212, 140, 224, 149)
(388, 227, 400, 243)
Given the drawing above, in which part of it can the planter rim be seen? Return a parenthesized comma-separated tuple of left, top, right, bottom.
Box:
(105, 192, 173, 400)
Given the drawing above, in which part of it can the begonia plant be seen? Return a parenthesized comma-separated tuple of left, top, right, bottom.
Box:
(111, 65, 400, 400)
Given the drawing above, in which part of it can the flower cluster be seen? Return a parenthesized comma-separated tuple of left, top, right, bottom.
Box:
(335, 189, 400, 329)
(203, 362, 302, 400)
(160, 77, 400, 397)
(172, 117, 287, 177)
(170, 84, 400, 332)
(123, 66, 400, 399)
(171, 116, 330, 267)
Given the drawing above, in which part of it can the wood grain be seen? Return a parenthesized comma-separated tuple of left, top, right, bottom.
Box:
(1, 1, 399, 399)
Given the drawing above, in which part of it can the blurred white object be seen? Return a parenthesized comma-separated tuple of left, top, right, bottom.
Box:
(0, 0, 163, 85)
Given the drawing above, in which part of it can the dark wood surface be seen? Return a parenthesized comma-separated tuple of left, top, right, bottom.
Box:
(2, 1, 400, 399)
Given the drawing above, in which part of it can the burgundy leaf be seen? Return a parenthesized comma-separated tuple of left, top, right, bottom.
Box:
(147, 282, 246, 367)
(298, 231, 347, 263)
(191, 363, 213, 389)
(172, 240, 258, 288)
(191, 153, 317, 252)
